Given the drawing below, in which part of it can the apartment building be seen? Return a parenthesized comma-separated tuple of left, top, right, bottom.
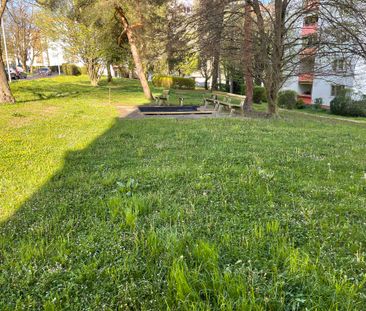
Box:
(282, 0, 366, 106)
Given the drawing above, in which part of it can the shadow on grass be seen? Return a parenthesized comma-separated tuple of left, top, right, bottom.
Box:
(0, 117, 170, 309)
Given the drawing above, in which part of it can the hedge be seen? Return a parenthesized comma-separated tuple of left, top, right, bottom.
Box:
(152, 75, 195, 90)
(330, 89, 366, 117)
(253, 86, 266, 104)
(80, 66, 88, 75)
(277, 90, 298, 109)
(61, 63, 81, 76)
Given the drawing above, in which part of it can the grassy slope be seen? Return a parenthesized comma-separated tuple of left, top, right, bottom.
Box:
(1, 76, 366, 310)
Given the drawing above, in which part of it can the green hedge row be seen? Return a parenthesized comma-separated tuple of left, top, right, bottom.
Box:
(152, 75, 195, 90)
(253, 86, 267, 104)
(330, 90, 366, 117)
(61, 64, 88, 76)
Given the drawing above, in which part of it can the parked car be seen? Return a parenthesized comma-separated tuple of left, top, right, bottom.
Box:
(15, 66, 27, 79)
(5, 68, 18, 81)
(38, 67, 52, 76)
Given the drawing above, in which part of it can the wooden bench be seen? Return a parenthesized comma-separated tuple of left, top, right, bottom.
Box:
(215, 96, 246, 116)
(155, 89, 170, 106)
(203, 94, 218, 109)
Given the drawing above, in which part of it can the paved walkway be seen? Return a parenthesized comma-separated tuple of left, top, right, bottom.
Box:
(285, 109, 366, 125)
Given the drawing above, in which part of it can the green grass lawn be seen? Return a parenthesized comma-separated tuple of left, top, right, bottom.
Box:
(1, 76, 366, 310)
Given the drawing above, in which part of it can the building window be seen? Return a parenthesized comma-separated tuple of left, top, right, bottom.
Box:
(304, 15, 319, 25)
(332, 59, 347, 72)
(331, 85, 345, 96)
(303, 34, 318, 48)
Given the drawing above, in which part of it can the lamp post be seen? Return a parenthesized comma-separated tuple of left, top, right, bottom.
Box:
(0, 4, 11, 82)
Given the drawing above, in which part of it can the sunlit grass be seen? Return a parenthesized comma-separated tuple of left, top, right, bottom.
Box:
(1, 76, 366, 309)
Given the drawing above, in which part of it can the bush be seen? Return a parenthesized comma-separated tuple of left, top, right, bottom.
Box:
(152, 75, 195, 90)
(313, 98, 323, 110)
(253, 86, 266, 104)
(330, 89, 366, 117)
(80, 66, 88, 75)
(61, 63, 81, 76)
(218, 83, 229, 92)
(277, 90, 297, 109)
(49, 66, 60, 73)
(296, 99, 306, 109)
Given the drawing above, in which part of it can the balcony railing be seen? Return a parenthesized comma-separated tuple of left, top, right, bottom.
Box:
(299, 73, 314, 83)
(300, 47, 317, 58)
(298, 94, 312, 105)
(304, 0, 320, 11)
(301, 24, 318, 36)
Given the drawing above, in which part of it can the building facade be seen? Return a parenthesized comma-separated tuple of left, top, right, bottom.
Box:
(282, 0, 366, 106)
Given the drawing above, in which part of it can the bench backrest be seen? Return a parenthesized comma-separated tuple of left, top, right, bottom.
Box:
(240, 96, 247, 107)
(204, 94, 217, 100)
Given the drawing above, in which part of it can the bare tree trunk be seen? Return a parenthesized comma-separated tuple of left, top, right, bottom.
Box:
(0, 57, 15, 103)
(21, 51, 27, 72)
(0, 0, 15, 104)
(107, 61, 112, 83)
(204, 78, 208, 90)
(87, 59, 101, 87)
(115, 6, 153, 100)
(211, 52, 220, 91)
(243, 0, 254, 112)
(229, 79, 234, 94)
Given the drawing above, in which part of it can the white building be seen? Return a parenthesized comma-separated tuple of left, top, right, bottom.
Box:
(282, 0, 366, 106)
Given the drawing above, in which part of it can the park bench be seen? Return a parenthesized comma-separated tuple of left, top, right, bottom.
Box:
(155, 89, 170, 105)
(203, 93, 218, 109)
(215, 96, 246, 116)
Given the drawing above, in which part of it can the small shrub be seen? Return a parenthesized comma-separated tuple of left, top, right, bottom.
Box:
(218, 83, 229, 92)
(80, 66, 88, 75)
(49, 66, 60, 73)
(173, 77, 195, 90)
(330, 90, 366, 117)
(61, 63, 81, 76)
(313, 98, 323, 110)
(152, 75, 195, 90)
(253, 86, 266, 104)
(277, 90, 297, 109)
(296, 99, 306, 109)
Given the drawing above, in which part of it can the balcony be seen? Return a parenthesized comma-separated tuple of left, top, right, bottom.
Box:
(299, 73, 314, 84)
(298, 94, 312, 105)
(304, 0, 320, 11)
(301, 24, 318, 37)
(300, 47, 317, 58)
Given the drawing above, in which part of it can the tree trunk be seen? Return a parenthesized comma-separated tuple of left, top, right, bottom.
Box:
(0, 55, 15, 104)
(107, 61, 112, 83)
(265, 83, 279, 116)
(0, 0, 15, 104)
(204, 78, 208, 90)
(87, 60, 100, 87)
(243, 1, 254, 112)
(211, 53, 220, 91)
(267, 96, 278, 116)
(22, 51, 27, 72)
(115, 6, 153, 100)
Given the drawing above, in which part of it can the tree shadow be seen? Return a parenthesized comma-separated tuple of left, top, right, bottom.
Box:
(0, 117, 172, 309)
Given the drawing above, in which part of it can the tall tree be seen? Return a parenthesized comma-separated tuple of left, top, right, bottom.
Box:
(37, 0, 113, 86)
(248, 0, 305, 116)
(0, 0, 15, 104)
(195, 0, 227, 91)
(114, 0, 170, 100)
(243, 0, 254, 111)
(6, 0, 38, 71)
(115, 5, 152, 99)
